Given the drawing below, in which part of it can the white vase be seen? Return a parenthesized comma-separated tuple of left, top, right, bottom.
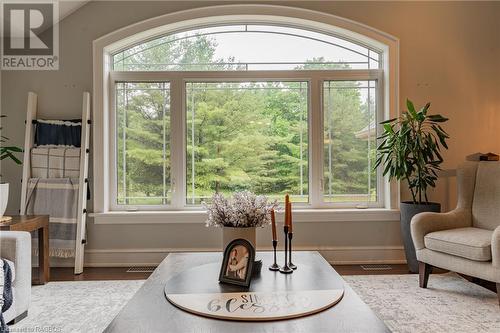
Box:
(0, 183, 9, 218)
(222, 226, 256, 250)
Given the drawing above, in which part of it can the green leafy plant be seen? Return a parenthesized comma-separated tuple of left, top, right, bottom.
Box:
(0, 115, 23, 178)
(375, 99, 449, 204)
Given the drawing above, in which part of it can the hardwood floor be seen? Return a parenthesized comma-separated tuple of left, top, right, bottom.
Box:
(48, 267, 153, 281)
(48, 264, 496, 293)
(45, 263, 497, 300)
(50, 264, 416, 282)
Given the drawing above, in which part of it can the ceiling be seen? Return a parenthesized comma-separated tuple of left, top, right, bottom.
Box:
(59, 0, 90, 22)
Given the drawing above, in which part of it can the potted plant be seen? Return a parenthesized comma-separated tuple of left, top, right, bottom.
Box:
(0, 115, 23, 218)
(204, 191, 278, 250)
(375, 99, 449, 273)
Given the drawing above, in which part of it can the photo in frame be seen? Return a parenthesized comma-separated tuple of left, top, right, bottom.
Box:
(219, 238, 255, 287)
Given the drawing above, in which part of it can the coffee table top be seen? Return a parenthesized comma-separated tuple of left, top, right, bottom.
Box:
(105, 251, 390, 333)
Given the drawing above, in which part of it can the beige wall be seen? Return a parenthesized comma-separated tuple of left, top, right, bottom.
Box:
(2, 1, 499, 266)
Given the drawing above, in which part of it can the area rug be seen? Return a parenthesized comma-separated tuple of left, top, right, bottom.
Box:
(9, 273, 500, 333)
(10, 280, 145, 333)
(344, 273, 500, 333)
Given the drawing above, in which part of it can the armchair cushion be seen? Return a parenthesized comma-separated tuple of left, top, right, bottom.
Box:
(424, 227, 492, 261)
(411, 210, 471, 250)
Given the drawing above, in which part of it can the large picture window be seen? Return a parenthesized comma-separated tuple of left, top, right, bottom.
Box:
(115, 82, 171, 205)
(99, 14, 396, 213)
(323, 80, 378, 205)
(186, 81, 308, 205)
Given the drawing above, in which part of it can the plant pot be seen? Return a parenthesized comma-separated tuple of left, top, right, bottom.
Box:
(0, 183, 9, 218)
(400, 201, 441, 273)
(222, 226, 256, 251)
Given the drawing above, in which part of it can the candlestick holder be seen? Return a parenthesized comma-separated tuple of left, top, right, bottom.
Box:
(279, 225, 293, 274)
(269, 239, 280, 271)
(288, 232, 297, 270)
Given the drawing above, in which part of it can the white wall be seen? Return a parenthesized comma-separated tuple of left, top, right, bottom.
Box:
(2, 1, 500, 266)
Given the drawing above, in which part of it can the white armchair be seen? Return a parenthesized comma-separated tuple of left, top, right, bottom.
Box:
(1, 231, 31, 324)
(411, 161, 500, 305)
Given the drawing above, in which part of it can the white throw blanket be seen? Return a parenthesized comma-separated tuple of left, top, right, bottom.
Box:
(30, 147, 80, 178)
(25, 178, 79, 258)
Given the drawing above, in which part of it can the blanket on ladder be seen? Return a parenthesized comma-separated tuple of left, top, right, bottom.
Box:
(25, 178, 78, 258)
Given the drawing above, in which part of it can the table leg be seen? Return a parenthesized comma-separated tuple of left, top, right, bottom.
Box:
(35, 226, 50, 284)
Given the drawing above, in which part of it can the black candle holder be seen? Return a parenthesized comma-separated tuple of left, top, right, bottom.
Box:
(269, 239, 280, 271)
(288, 232, 297, 270)
(279, 225, 293, 274)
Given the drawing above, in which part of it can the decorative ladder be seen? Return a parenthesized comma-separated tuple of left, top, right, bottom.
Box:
(20, 91, 91, 274)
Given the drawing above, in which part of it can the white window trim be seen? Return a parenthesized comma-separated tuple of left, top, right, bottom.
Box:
(92, 4, 400, 223)
(90, 208, 400, 225)
(109, 69, 383, 211)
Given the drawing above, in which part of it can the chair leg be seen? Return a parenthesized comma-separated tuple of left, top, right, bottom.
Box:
(418, 261, 432, 288)
(497, 283, 500, 307)
(7, 310, 28, 325)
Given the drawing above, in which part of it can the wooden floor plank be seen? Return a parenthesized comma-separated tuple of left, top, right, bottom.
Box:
(50, 264, 415, 281)
(49, 267, 152, 281)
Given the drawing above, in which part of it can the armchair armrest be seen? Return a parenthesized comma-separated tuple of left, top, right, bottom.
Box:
(0, 231, 31, 315)
(492, 226, 500, 268)
(411, 209, 470, 250)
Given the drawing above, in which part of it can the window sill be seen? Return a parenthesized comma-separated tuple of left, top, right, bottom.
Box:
(90, 208, 400, 225)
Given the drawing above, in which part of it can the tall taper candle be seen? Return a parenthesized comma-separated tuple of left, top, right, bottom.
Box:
(279, 224, 293, 274)
(288, 201, 297, 270)
(284, 194, 290, 226)
(288, 202, 293, 233)
(269, 209, 279, 271)
(271, 209, 277, 241)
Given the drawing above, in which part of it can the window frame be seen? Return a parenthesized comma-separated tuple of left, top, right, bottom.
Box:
(109, 69, 384, 211)
(111, 23, 382, 71)
(92, 5, 400, 221)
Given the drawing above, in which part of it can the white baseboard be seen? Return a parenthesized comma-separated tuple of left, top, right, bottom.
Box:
(52, 246, 406, 267)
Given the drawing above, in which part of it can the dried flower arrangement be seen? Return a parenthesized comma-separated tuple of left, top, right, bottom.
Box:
(204, 191, 279, 228)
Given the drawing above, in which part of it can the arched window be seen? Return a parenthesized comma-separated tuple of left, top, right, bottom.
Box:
(93, 6, 398, 218)
(112, 24, 381, 71)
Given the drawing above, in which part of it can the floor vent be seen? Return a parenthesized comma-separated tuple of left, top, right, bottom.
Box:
(126, 266, 156, 273)
(360, 264, 392, 271)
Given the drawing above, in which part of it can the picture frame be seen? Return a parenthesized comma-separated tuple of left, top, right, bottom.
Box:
(219, 238, 255, 287)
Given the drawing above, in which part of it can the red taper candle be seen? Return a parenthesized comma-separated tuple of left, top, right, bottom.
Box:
(284, 194, 290, 226)
(271, 209, 277, 241)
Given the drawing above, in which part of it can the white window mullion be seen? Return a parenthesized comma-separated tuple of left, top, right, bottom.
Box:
(376, 72, 390, 209)
(169, 78, 185, 209)
(309, 78, 323, 208)
(108, 77, 118, 210)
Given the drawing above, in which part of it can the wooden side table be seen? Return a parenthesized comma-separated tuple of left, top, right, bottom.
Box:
(0, 215, 50, 284)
